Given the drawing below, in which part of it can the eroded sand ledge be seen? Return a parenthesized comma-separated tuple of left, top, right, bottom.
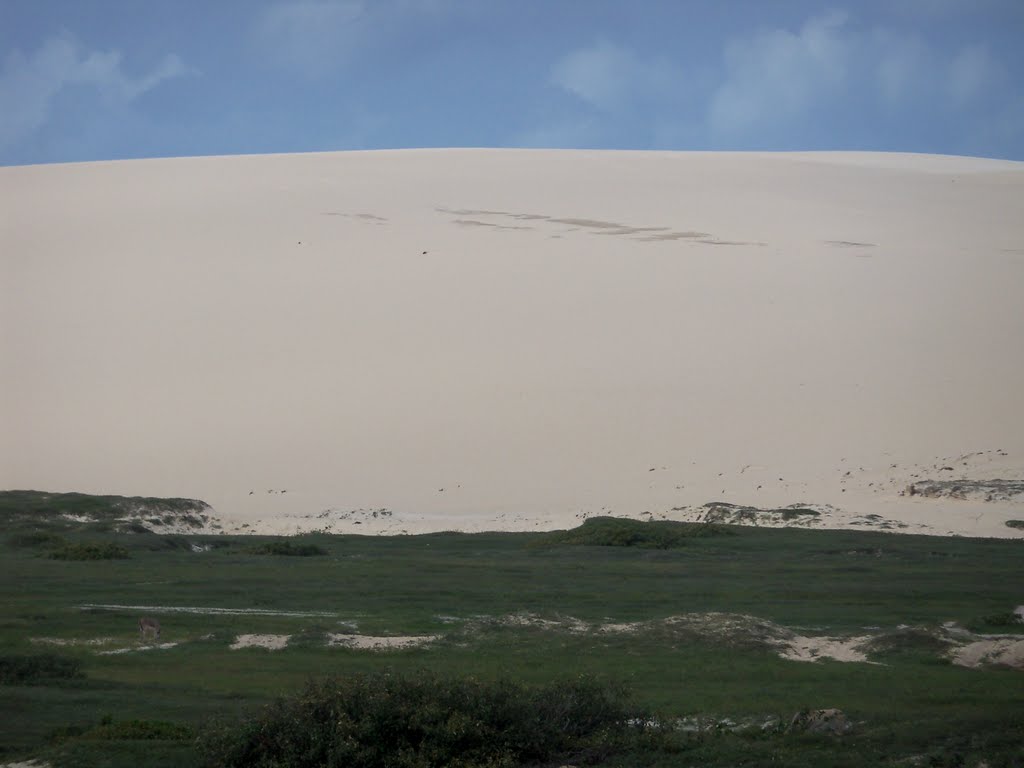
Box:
(2, 150, 1022, 537)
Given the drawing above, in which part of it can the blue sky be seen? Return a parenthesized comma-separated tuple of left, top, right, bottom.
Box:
(2, 0, 1022, 165)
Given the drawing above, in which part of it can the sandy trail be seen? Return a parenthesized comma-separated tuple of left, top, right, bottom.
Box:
(3, 150, 1022, 537)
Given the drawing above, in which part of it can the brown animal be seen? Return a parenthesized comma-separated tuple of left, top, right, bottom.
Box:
(138, 617, 161, 642)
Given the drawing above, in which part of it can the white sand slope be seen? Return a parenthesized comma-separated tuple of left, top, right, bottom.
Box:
(2, 149, 1023, 537)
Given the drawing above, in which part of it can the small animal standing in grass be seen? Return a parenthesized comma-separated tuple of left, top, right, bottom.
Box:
(139, 617, 161, 642)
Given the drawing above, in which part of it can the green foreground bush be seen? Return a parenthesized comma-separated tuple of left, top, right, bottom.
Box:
(538, 516, 734, 549)
(6, 531, 68, 549)
(48, 542, 130, 560)
(0, 653, 84, 684)
(246, 540, 327, 556)
(199, 673, 638, 768)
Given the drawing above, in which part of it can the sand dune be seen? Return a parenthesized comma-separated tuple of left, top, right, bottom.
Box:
(2, 149, 1023, 537)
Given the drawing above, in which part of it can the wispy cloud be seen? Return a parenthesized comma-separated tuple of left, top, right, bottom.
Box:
(707, 12, 1013, 145)
(948, 44, 1002, 106)
(252, 1, 366, 76)
(550, 40, 681, 113)
(0, 34, 192, 150)
(707, 11, 850, 142)
(533, 9, 1021, 156)
(252, 0, 466, 76)
(551, 42, 640, 112)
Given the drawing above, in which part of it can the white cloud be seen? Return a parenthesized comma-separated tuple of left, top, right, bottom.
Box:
(253, 1, 366, 75)
(252, 0, 466, 76)
(708, 11, 850, 140)
(549, 41, 678, 113)
(550, 42, 638, 111)
(0, 34, 191, 150)
(872, 30, 930, 104)
(703, 11, 1015, 149)
(948, 44, 1000, 106)
(887, 0, 1013, 16)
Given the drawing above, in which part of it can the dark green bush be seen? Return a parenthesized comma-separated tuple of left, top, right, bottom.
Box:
(0, 653, 84, 684)
(83, 719, 193, 741)
(246, 540, 327, 557)
(967, 612, 1023, 632)
(48, 542, 130, 560)
(861, 628, 952, 659)
(199, 673, 638, 768)
(538, 517, 734, 549)
(1005, 520, 1024, 530)
(7, 531, 67, 549)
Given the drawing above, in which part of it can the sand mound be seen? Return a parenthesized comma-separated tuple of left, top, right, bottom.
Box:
(3, 149, 1022, 537)
(951, 637, 1024, 669)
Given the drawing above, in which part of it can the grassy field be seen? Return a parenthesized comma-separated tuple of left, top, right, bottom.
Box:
(1, 492, 1022, 766)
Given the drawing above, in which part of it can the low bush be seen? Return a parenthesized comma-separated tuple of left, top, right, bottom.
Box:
(861, 628, 953, 658)
(538, 517, 734, 549)
(967, 612, 1023, 632)
(199, 673, 639, 768)
(246, 540, 327, 556)
(0, 653, 84, 684)
(1005, 520, 1024, 530)
(84, 719, 193, 741)
(7, 531, 67, 549)
(48, 542, 130, 560)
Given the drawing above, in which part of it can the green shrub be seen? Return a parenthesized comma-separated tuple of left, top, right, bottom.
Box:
(1005, 520, 1024, 530)
(537, 517, 734, 549)
(199, 673, 639, 768)
(861, 628, 952, 658)
(246, 540, 327, 557)
(48, 542, 130, 560)
(0, 653, 84, 684)
(967, 612, 1023, 632)
(7, 531, 67, 549)
(83, 719, 193, 741)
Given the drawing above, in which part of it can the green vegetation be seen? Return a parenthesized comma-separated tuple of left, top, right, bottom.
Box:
(245, 540, 327, 556)
(0, 653, 84, 684)
(7, 531, 68, 550)
(201, 673, 636, 768)
(0, 491, 1022, 766)
(966, 611, 1024, 634)
(49, 542, 130, 560)
(52, 716, 193, 743)
(0, 489, 214, 536)
(1006, 519, 1024, 530)
(536, 516, 733, 548)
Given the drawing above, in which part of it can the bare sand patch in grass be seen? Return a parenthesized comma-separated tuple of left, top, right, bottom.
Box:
(97, 642, 178, 655)
(230, 634, 290, 650)
(951, 637, 1024, 669)
(777, 634, 873, 663)
(596, 622, 645, 633)
(30, 637, 115, 647)
(326, 633, 439, 650)
(80, 603, 334, 617)
(496, 613, 590, 633)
